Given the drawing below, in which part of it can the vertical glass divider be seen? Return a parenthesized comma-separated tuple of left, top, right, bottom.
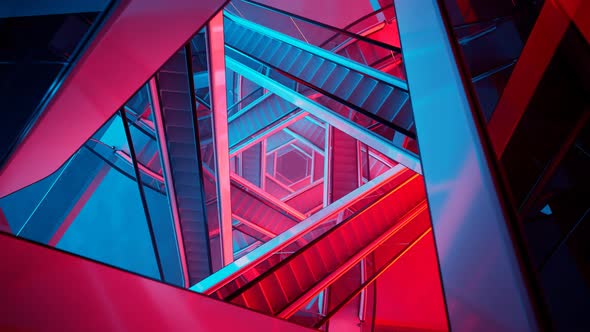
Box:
(120, 109, 165, 281)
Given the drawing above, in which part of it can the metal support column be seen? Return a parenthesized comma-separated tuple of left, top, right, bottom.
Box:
(394, 0, 541, 331)
(207, 12, 234, 265)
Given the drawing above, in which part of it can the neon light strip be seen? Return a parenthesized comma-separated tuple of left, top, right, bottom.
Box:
(208, 12, 234, 265)
(225, 57, 422, 174)
(224, 11, 408, 91)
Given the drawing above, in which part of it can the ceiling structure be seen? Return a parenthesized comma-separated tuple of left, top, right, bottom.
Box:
(0, 0, 588, 331)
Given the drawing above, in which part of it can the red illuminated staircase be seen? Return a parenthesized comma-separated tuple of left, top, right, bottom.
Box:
(208, 171, 431, 326)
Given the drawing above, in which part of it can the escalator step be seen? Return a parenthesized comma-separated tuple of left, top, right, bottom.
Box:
(268, 44, 293, 66)
(258, 38, 282, 61)
(285, 52, 313, 76)
(297, 56, 324, 82)
(376, 89, 409, 121)
(308, 61, 337, 88)
(278, 48, 303, 71)
(348, 77, 378, 107)
(333, 71, 363, 100)
(320, 65, 350, 94)
(362, 83, 394, 114)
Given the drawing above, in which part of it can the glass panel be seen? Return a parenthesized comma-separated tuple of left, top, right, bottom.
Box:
(123, 87, 185, 287)
(0, 113, 162, 281)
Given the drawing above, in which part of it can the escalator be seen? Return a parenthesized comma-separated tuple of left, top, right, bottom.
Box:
(152, 47, 212, 284)
(208, 171, 430, 326)
(223, 12, 415, 139)
(229, 93, 299, 148)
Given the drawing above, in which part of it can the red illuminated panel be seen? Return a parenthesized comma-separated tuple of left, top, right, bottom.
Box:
(0, 233, 311, 332)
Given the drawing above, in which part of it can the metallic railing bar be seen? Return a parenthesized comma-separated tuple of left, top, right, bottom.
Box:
(282, 128, 325, 155)
(228, 92, 273, 123)
(232, 214, 277, 239)
(229, 111, 308, 156)
(314, 227, 432, 328)
(231, 174, 306, 221)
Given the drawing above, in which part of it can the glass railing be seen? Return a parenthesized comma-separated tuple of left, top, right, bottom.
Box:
(0, 106, 185, 287)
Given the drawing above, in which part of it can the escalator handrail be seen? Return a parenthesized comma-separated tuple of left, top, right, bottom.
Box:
(312, 225, 432, 328)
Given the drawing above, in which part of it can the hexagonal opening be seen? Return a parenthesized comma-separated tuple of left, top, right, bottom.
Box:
(275, 146, 310, 184)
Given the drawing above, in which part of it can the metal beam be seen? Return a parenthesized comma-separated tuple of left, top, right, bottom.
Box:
(231, 174, 306, 221)
(232, 214, 277, 239)
(225, 57, 422, 174)
(207, 12, 234, 266)
(394, 1, 541, 331)
(120, 109, 165, 281)
(282, 128, 325, 155)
